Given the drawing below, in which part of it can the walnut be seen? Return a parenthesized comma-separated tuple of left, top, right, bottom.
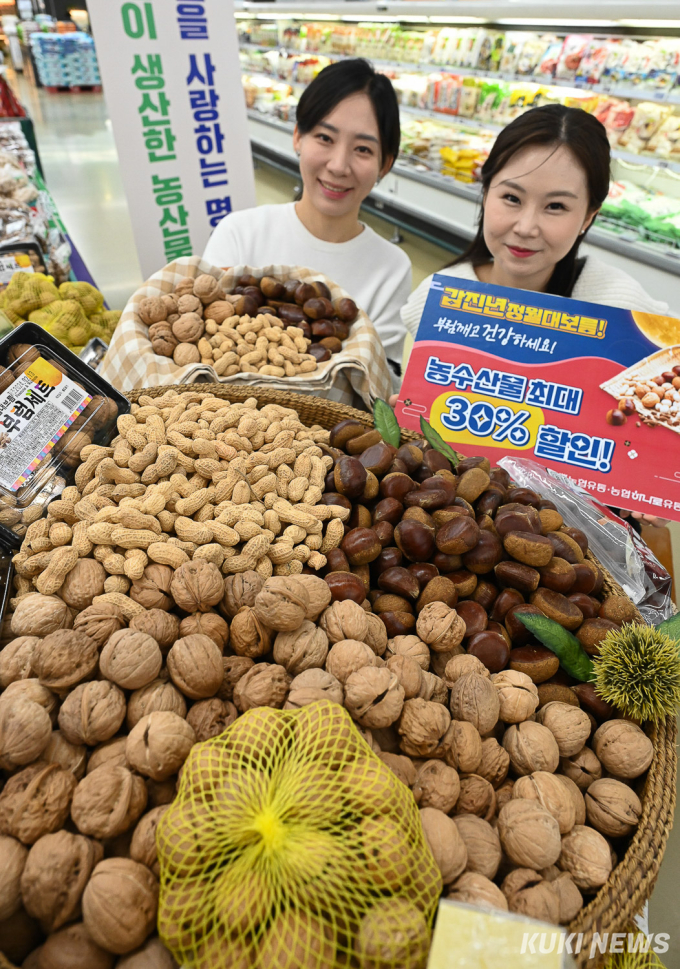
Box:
(115, 936, 177, 969)
(416, 603, 466, 652)
(398, 697, 451, 759)
(193, 273, 222, 303)
(87, 737, 128, 774)
(126, 711, 196, 781)
(476, 738, 510, 788)
(229, 606, 272, 659)
(11, 593, 73, 638)
(555, 774, 586, 825)
(273, 620, 329, 675)
(537, 701, 592, 757)
(354, 899, 429, 969)
(513, 771, 576, 834)
(558, 824, 612, 891)
(221, 571, 264, 619)
(0, 636, 39, 688)
(344, 667, 405, 729)
(149, 323, 178, 358)
(138, 296, 166, 325)
(167, 634, 224, 699)
(498, 798, 562, 870)
(592, 720, 654, 779)
(584, 777, 642, 837)
(130, 565, 174, 611)
(379, 751, 416, 786)
(449, 673, 500, 735)
(455, 774, 496, 820)
(419, 670, 447, 704)
(501, 869, 560, 924)
(42, 731, 87, 779)
(74, 603, 126, 648)
(0, 697, 52, 769)
(292, 574, 332, 621)
(172, 312, 204, 344)
(130, 805, 169, 877)
(446, 872, 508, 911)
(0, 834, 27, 920)
(385, 634, 430, 671)
(452, 815, 502, 879)
(285, 668, 344, 708)
(253, 576, 310, 632)
(33, 630, 98, 694)
(217, 656, 255, 701)
(82, 858, 158, 955)
(130, 609, 180, 653)
(541, 869, 584, 923)
(0, 678, 58, 723)
(559, 746, 602, 791)
(496, 779, 514, 812)
(170, 559, 224, 613)
(412, 760, 460, 812)
(502, 721, 560, 776)
(420, 807, 467, 884)
(38, 921, 116, 969)
(0, 763, 76, 844)
(100, 630, 162, 691)
(20, 830, 102, 931)
(186, 698, 237, 741)
(386, 654, 423, 699)
(443, 654, 489, 688)
(492, 670, 539, 723)
(444, 720, 483, 774)
(161, 293, 179, 315)
(233, 663, 291, 712)
(58, 681, 126, 746)
(364, 612, 388, 656)
(326, 639, 377, 685)
(58, 559, 106, 611)
(127, 679, 187, 730)
(179, 612, 229, 650)
(71, 765, 147, 839)
(319, 600, 369, 645)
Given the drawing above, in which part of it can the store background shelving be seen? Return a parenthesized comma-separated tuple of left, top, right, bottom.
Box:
(236, 1, 680, 307)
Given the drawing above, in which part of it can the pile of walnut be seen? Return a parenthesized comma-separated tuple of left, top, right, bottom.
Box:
(139, 273, 319, 378)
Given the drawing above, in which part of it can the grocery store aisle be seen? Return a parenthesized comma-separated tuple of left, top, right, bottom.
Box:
(6, 69, 143, 310)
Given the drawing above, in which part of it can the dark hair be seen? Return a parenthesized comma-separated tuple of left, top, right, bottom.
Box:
(450, 105, 611, 297)
(295, 58, 400, 170)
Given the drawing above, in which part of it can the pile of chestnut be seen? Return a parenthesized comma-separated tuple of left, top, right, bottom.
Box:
(230, 274, 359, 363)
(316, 418, 637, 721)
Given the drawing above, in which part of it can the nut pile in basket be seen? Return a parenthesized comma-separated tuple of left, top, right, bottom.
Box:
(0, 393, 656, 967)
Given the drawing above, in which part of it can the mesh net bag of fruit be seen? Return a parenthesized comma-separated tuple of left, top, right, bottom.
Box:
(157, 699, 441, 969)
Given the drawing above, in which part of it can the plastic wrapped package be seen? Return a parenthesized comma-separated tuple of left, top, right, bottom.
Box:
(498, 457, 674, 625)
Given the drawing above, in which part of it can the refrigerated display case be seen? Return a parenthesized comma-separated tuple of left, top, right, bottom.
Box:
(236, 1, 680, 307)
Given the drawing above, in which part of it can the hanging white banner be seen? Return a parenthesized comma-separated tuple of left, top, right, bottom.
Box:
(88, 0, 256, 278)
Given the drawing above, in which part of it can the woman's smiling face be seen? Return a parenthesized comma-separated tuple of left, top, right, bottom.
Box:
(293, 92, 389, 221)
(481, 143, 597, 289)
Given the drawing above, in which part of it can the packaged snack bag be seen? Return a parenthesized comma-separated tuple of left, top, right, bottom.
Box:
(618, 101, 671, 153)
(555, 34, 592, 79)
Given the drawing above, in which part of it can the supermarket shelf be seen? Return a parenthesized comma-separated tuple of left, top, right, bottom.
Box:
(247, 110, 680, 301)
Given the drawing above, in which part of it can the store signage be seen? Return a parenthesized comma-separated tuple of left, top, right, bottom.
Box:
(87, 0, 256, 278)
(397, 274, 680, 522)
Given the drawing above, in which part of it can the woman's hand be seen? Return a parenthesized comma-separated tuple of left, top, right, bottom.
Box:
(619, 509, 669, 529)
(388, 394, 398, 408)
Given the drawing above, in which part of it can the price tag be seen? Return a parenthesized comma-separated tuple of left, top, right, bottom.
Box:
(0, 254, 34, 284)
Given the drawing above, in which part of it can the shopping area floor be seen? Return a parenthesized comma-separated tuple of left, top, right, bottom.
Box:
(7, 69, 680, 967)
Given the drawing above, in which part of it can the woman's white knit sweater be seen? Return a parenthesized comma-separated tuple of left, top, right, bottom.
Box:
(401, 255, 673, 340)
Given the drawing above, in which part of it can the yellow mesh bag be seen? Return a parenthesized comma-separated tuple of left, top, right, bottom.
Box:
(157, 700, 441, 969)
(59, 280, 104, 316)
(29, 301, 63, 327)
(9, 273, 59, 317)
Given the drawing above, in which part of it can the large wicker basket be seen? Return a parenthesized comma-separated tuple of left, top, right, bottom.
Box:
(127, 383, 677, 968)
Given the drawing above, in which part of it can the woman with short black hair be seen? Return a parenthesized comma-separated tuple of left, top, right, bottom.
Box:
(204, 58, 411, 371)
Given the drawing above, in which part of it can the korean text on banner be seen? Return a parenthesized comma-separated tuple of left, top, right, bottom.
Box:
(87, 0, 256, 278)
(397, 273, 680, 522)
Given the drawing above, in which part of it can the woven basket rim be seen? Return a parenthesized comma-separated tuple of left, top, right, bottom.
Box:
(126, 383, 677, 968)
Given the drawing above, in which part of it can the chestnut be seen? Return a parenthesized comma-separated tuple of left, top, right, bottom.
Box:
(416, 576, 458, 612)
(490, 588, 524, 624)
(347, 430, 382, 455)
(394, 520, 436, 562)
(389, 458, 410, 476)
(298, 321, 312, 341)
(260, 276, 285, 300)
(294, 282, 316, 306)
(373, 498, 404, 526)
(529, 588, 583, 631)
(487, 621, 512, 648)
(476, 489, 504, 517)
(494, 561, 540, 594)
(467, 631, 509, 673)
(352, 564, 371, 594)
(436, 516, 480, 555)
(380, 473, 417, 502)
(334, 456, 367, 499)
(283, 278, 301, 300)
(571, 683, 615, 721)
(330, 320, 350, 341)
(378, 566, 421, 601)
(489, 468, 511, 488)
(453, 496, 476, 517)
(456, 600, 488, 638)
(456, 456, 490, 475)
(577, 617, 619, 656)
(504, 604, 544, 645)
(568, 592, 600, 619)
(509, 644, 560, 683)
(606, 409, 627, 426)
(325, 572, 366, 604)
(311, 319, 339, 340)
(537, 499, 558, 512)
(562, 526, 588, 556)
(433, 508, 470, 528)
(348, 505, 372, 530)
(308, 344, 331, 363)
(395, 444, 424, 473)
(324, 470, 336, 491)
(408, 562, 439, 588)
(234, 294, 260, 317)
(506, 487, 541, 507)
(472, 579, 498, 612)
(404, 487, 451, 511)
(374, 547, 403, 576)
(311, 280, 331, 300)
(414, 466, 434, 483)
(571, 562, 599, 595)
(423, 450, 450, 473)
(537, 557, 576, 594)
(243, 285, 265, 307)
(361, 470, 379, 502)
(325, 548, 350, 573)
(237, 274, 259, 288)
(403, 508, 435, 529)
(342, 527, 383, 566)
(374, 521, 394, 547)
(278, 302, 307, 325)
(380, 611, 417, 638)
(445, 570, 477, 598)
(545, 531, 583, 564)
(333, 297, 359, 323)
(321, 492, 352, 512)
(462, 531, 502, 574)
(320, 336, 343, 355)
(433, 552, 463, 573)
(495, 508, 537, 538)
(329, 419, 365, 450)
(303, 297, 334, 320)
(360, 442, 395, 476)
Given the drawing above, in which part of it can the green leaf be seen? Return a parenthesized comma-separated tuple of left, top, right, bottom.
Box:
(516, 612, 594, 682)
(419, 417, 460, 469)
(655, 613, 680, 643)
(373, 398, 401, 448)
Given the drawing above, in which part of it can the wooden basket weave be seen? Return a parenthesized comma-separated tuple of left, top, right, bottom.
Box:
(127, 383, 677, 968)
